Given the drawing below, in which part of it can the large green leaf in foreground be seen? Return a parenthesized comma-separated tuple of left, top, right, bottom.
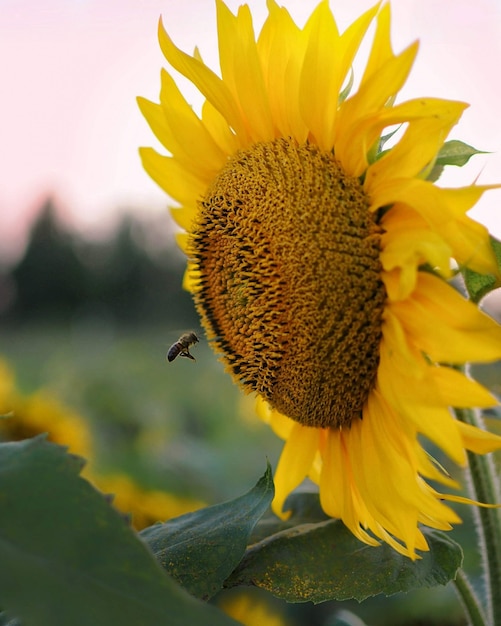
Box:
(225, 492, 463, 603)
(141, 464, 274, 600)
(0, 436, 238, 626)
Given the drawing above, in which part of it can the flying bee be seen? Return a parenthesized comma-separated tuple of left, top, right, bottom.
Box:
(167, 332, 199, 362)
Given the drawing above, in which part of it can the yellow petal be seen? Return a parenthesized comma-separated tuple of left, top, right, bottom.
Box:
(382, 268, 411, 302)
(257, 0, 307, 140)
(137, 96, 173, 152)
(216, 0, 275, 142)
(353, 394, 422, 554)
(365, 112, 464, 188)
(360, 3, 392, 84)
(319, 429, 349, 519)
(380, 227, 452, 299)
(381, 204, 453, 296)
(174, 232, 191, 254)
(182, 262, 201, 293)
(272, 422, 319, 519)
(255, 398, 293, 440)
(157, 69, 227, 176)
(392, 272, 501, 363)
(441, 492, 501, 509)
(201, 99, 241, 156)
(320, 430, 380, 547)
(170, 206, 197, 231)
(380, 329, 497, 410)
(429, 367, 498, 409)
(339, 3, 380, 81)
(138, 76, 226, 184)
(299, 0, 342, 149)
(457, 421, 501, 454)
(416, 448, 460, 489)
(378, 336, 467, 465)
(370, 179, 500, 277)
(158, 17, 248, 141)
(335, 44, 419, 175)
(299, 2, 378, 150)
(138, 147, 206, 207)
(381, 308, 427, 379)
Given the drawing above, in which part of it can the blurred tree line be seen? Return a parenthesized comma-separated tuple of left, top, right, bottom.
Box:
(0, 198, 198, 328)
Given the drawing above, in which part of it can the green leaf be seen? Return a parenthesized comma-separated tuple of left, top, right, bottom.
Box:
(141, 464, 274, 600)
(426, 164, 445, 183)
(435, 140, 487, 167)
(249, 489, 329, 544)
(426, 140, 487, 182)
(0, 437, 239, 626)
(225, 493, 462, 603)
(462, 235, 501, 303)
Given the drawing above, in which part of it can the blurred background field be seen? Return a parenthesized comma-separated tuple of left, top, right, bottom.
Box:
(1, 197, 498, 625)
(0, 199, 284, 504)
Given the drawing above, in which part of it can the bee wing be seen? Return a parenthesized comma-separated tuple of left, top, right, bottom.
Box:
(166, 343, 180, 362)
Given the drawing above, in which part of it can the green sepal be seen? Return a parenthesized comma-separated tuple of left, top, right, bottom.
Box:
(462, 236, 501, 303)
(338, 68, 354, 104)
(0, 436, 239, 626)
(141, 464, 274, 601)
(427, 140, 488, 182)
(224, 491, 463, 604)
(436, 140, 488, 167)
(379, 125, 402, 151)
(367, 125, 402, 165)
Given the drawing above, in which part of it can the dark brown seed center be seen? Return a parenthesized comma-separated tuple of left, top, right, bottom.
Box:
(191, 137, 386, 429)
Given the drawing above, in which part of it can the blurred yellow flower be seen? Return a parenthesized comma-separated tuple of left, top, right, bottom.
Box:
(0, 357, 203, 530)
(0, 360, 93, 460)
(219, 593, 288, 626)
(90, 472, 205, 530)
(0, 358, 17, 416)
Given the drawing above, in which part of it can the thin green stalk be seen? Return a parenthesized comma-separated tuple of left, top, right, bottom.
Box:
(453, 568, 488, 626)
(455, 407, 501, 626)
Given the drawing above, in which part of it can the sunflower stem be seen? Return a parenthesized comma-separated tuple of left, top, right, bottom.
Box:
(453, 569, 488, 626)
(454, 407, 501, 626)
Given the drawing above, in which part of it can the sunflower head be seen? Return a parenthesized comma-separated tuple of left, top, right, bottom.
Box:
(139, 0, 501, 559)
(193, 137, 386, 429)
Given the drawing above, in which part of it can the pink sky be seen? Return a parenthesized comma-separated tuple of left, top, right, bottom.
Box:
(1, 0, 501, 263)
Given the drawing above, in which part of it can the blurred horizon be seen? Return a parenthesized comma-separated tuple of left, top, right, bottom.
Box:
(0, 196, 196, 326)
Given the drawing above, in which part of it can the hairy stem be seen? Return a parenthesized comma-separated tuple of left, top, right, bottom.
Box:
(455, 407, 501, 626)
(453, 569, 487, 626)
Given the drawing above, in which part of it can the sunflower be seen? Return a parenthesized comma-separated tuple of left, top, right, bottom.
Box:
(138, 0, 501, 559)
(0, 358, 93, 461)
(218, 591, 288, 626)
(89, 472, 205, 531)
